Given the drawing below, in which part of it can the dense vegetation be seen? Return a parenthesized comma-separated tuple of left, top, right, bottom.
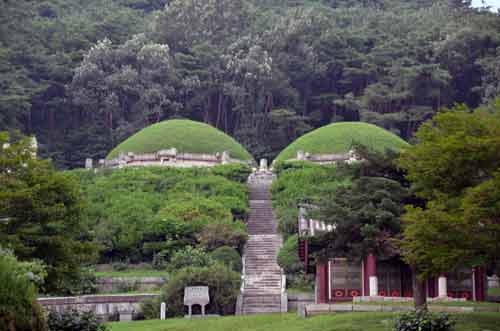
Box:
(0, 133, 97, 295)
(107, 119, 253, 160)
(397, 102, 500, 283)
(68, 164, 251, 264)
(275, 122, 409, 163)
(0, 250, 47, 331)
(2, 0, 500, 167)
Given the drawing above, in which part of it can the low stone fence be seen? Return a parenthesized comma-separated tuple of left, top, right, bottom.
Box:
(38, 294, 159, 321)
(288, 292, 314, 311)
(96, 277, 165, 293)
(298, 303, 500, 318)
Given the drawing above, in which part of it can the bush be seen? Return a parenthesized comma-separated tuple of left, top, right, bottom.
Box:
(210, 246, 242, 272)
(394, 310, 455, 331)
(167, 246, 213, 272)
(160, 263, 240, 317)
(112, 262, 129, 271)
(212, 164, 252, 183)
(277, 235, 303, 274)
(140, 297, 161, 320)
(60, 268, 98, 296)
(197, 219, 248, 251)
(0, 254, 47, 331)
(47, 310, 107, 331)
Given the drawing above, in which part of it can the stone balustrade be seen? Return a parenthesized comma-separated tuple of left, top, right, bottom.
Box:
(86, 148, 251, 170)
(38, 294, 158, 321)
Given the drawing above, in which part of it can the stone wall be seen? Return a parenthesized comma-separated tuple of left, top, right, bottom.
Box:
(96, 277, 165, 293)
(288, 292, 314, 311)
(38, 294, 159, 321)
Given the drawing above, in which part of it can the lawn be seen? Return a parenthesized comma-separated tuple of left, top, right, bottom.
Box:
(275, 122, 409, 163)
(108, 312, 500, 331)
(107, 119, 253, 161)
(95, 270, 167, 278)
(489, 288, 500, 296)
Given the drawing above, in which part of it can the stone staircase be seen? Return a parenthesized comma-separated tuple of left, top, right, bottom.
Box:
(238, 169, 286, 315)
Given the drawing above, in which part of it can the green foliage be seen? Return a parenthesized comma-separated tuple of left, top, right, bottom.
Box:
(0, 247, 47, 290)
(271, 162, 350, 238)
(197, 220, 248, 252)
(209, 246, 242, 272)
(107, 120, 253, 161)
(393, 310, 454, 331)
(140, 297, 161, 320)
(0, 253, 47, 331)
(277, 235, 303, 274)
(275, 122, 409, 163)
(167, 246, 213, 272)
(160, 264, 241, 317)
(47, 310, 108, 331)
(2, 0, 500, 166)
(317, 175, 408, 260)
(0, 132, 97, 294)
(398, 106, 500, 278)
(68, 165, 249, 263)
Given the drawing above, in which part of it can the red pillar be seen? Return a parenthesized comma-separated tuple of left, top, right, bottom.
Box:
(316, 262, 329, 303)
(474, 267, 486, 301)
(367, 254, 377, 277)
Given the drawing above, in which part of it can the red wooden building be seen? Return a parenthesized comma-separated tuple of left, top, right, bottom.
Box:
(297, 207, 487, 303)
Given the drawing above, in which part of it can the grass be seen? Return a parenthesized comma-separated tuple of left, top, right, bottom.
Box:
(275, 122, 409, 163)
(95, 270, 168, 278)
(107, 312, 500, 331)
(489, 288, 500, 296)
(107, 119, 253, 161)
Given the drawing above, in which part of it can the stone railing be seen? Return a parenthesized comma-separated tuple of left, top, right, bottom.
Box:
(38, 294, 158, 321)
(285, 150, 360, 165)
(85, 148, 252, 169)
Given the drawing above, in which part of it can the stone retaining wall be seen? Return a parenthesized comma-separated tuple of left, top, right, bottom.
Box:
(38, 294, 159, 321)
(96, 277, 165, 293)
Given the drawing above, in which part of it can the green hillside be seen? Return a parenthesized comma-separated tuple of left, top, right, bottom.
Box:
(107, 120, 253, 161)
(275, 122, 409, 163)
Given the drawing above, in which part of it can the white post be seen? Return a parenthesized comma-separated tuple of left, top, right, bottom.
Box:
(160, 302, 166, 320)
(438, 276, 448, 298)
(369, 277, 379, 297)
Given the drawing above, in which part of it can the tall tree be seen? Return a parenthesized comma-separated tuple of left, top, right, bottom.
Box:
(0, 132, 96, 294)
(397, 104, 500, 307)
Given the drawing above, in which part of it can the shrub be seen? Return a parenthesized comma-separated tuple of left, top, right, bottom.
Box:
(0, 254, 47, 331)
(167, 246, 213, 272)
(140, 297, 161, 320)
(152, 251, 169, 270)
(160, 263, 240, 317)
(210, 246, 242, 272)
(112, 262, 129, 271)
(394, 310, 455, 331)
(277, 235, 303, 274)
(60, 268, 98, 295)
(212, 164, 252, 183)
(197, 219, 248, 251)
(47, 310, 107, 331)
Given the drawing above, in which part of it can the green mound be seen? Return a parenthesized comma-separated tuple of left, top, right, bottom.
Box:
(275, 122, 409, 163)
(107, 120, 253, 161)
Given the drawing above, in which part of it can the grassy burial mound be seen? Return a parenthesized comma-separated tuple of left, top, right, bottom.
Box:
(107, 119, 253, 161)
(274, 122, 409, 163)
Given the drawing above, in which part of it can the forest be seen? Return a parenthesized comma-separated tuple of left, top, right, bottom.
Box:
(1, 0, 500, 167)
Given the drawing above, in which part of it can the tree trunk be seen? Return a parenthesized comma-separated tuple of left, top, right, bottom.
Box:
(413, 273, 428, 310)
